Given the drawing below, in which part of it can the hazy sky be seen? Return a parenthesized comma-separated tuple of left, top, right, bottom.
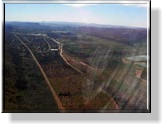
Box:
(5, 3, 148, 27)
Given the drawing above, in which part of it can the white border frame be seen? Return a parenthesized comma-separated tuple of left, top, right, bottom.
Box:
(2, 0, 151, 113)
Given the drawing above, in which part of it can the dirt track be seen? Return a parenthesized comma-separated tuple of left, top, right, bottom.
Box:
(48, 37, 83, 74)
(15, 34, 65, 112)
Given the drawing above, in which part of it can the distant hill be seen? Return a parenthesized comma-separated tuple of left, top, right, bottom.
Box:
(77, 26, 147, 45)
(6, 21, 40, 27)
(5, 21, 147, 45)
(40, 21, 146, 29)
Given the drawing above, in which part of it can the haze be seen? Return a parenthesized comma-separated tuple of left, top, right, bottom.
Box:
(5, 3, 148, 28)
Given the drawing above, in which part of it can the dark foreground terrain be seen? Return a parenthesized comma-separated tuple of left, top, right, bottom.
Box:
(4, 22, 149, 112)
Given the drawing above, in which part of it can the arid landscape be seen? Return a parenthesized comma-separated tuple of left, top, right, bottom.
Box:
(4, 21, 148, 112)
(3, 2, 150, 113)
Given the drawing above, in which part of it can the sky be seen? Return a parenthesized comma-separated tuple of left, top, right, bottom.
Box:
(5, 3, 148, 28)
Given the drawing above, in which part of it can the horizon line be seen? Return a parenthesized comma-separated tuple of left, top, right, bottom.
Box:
(5, 20, 147, 29)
